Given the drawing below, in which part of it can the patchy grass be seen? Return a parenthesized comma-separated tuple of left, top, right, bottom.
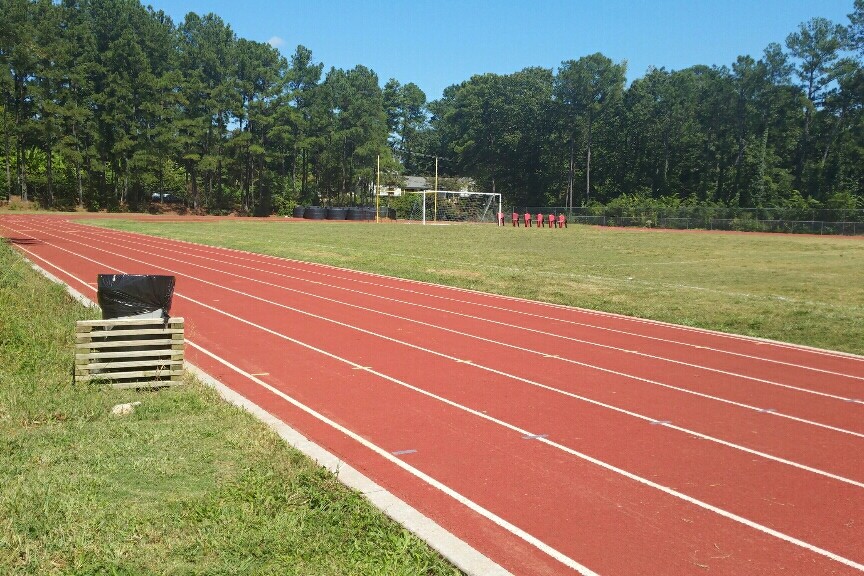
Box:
(86, 218, 864, 356)
(0, 242, 460, 575)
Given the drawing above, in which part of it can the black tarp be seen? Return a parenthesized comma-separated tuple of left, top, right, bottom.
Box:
(97, 274, 175, 320)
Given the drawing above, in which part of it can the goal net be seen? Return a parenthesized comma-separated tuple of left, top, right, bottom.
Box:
(404, 190, 502, 224)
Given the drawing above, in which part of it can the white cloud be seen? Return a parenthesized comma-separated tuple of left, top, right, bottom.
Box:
(267, 36, 285, 49)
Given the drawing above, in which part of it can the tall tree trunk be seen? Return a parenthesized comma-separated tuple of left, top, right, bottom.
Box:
(46, 144, 54, 206)
(17, 139, 27, 201)
(567, 137, 574, 210)
(585, 115, 593, 205)
(795, 107, 811, 190)
(72, 122, 83, 206)
(301, 147, 307, 201)
(821, 107, 845, 168)
(76, 161, 83, 207)
(756, 126, 769, 207)
(3, 105, 10, 200)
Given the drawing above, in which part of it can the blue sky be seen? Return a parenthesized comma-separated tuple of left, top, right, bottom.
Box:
(146, 0, 857, 100)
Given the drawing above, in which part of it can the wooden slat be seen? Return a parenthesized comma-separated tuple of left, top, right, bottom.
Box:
(77, 328, 184, 340)
(75, 368, 184, 381)
(75, 338, 177, 350)
(76, 359, 183, 372)
(76, 317, 184, 328)
(75, 349, 179, 361)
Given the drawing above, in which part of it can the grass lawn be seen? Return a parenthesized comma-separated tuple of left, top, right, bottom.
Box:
(86, 218, 864, 356)
(0, 241, 460, 575)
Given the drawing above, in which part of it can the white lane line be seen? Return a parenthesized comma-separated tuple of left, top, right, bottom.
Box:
(15, 223, 864, 492)
(75, 216, 864, 366)
(37, 222, 864, 407)
(12, 224, 864, 574)
(178, 291, 864, 574)
(42, 223, 864, 420)
(184, 340, 598, 575)
(144, 238, 864, 395)
(66, 219, 864, 382)
(7, 244, 515, 576)
(8, 243, 597, 576)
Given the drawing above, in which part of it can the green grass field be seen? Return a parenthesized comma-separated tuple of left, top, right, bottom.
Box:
(87, 218, 864, 356)
(0, 242, 460, 575)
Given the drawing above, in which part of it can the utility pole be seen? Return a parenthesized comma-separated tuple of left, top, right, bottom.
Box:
(434, 156, 438, 222)
(376, 155, 380, 223)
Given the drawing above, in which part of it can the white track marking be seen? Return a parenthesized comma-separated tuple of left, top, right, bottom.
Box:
(30, 222, 864, 442)
(6, 241, 596, 576)
(66, 217, 864, 380)
(66, 224, 864, 397)
(66, 220, 864, 362)
(185, 342, 599, 575)
(1, 243, 520, 576)
(13, 222, 864, 495)
(12, 236, 864, 575)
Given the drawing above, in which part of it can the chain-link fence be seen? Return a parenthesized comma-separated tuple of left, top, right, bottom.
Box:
(515, 206, 864, 236)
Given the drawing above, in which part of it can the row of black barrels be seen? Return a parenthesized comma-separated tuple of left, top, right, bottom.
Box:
(292, 206, 396, 220)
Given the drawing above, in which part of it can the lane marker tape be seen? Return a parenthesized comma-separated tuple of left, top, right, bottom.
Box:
(522, 434, 549, 440)
(392, 449, 418, 456)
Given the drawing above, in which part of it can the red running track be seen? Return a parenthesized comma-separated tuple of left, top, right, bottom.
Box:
(3, 214, 864, 576)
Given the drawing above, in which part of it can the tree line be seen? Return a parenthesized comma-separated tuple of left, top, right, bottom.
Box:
(1, 0, 862, 214)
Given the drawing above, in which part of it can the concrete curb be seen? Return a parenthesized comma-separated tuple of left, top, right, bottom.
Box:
(20, 251, 512, 576)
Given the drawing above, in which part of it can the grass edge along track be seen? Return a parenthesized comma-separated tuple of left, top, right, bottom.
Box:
(0, 241, 462, 576)
(87, 217, 864, 357)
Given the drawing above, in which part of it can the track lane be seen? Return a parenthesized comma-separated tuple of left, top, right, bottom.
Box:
(37, 219, 861, 449)
(6, 214, 864, 572)
(62, 217, 864, 379)
(63, 218, 864, 394)
(12, 241, 864, 576)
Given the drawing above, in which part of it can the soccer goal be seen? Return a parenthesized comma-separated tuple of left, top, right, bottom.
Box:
(405, 190, 502, 224)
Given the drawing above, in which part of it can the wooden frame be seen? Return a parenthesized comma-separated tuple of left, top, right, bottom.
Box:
(74, 317, 184, 389)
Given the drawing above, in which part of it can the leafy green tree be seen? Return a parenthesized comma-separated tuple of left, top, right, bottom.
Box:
(231, 38, 285, 213)
(177, 12, 238, 211)
(383, 78, 427, 173)
(850, 0, 864, 54)
(278, 45, 322, 206)
(431, 68, 557, 207)
(785, 17, 848, 196)
(312, 65, 389, 205)
(554, 53, 626, 207)
(1, 0, 40, 200)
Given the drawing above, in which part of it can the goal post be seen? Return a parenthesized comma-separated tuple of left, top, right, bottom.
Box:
(404, 190, 502, 224)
